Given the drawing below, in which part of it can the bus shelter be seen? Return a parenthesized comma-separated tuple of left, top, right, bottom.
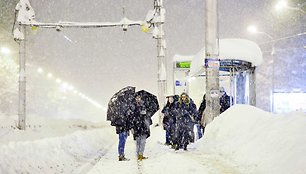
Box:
(173, 38, 263, 106)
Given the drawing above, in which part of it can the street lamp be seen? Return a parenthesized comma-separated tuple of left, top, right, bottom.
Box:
(247, 25, 275, 113)
(274, 0, 306, 14)
(247, 25, 274, 40)
(247, 25, 275, 55)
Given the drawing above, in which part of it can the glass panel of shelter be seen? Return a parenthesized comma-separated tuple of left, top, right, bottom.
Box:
(174, 59, 255, 108)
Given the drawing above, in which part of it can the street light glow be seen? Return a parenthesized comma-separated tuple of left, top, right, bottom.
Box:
(274, 0, 305, 13)
(47, 73, 53, 78)
(35, 65, 104, 108)
(275, 0, 288, 11)
(247, 25, 258, 33)
(37, 67, 44, 73)
(1, 47, 10, 54)
(56, 78, 62, 84)
(247, 25, 274, 39)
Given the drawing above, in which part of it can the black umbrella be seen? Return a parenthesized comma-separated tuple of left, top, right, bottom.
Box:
(107, 86, 136, 126)
(135, 90, 160, 117)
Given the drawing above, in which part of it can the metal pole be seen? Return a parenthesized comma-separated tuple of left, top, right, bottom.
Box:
(249, 67, 256, 106)
(202, 0, 220, 127)
(271, 42, 275, 113)
(229, 67, 234, 106)
(18, 26, 26, 130)
(154, 0, 167, 124)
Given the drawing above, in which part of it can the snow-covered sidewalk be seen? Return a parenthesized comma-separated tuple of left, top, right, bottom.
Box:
(0, 105, 305, 174)
(87, 126, 252, 174)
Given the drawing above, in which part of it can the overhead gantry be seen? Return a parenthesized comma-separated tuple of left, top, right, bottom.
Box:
(13, 0, 167, 129)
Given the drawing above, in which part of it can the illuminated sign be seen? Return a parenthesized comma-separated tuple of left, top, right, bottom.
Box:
(176, 61, 191, 69)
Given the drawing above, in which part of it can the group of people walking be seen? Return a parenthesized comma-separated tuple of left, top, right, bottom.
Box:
(162, 87, 232, 150)
(109, 87, 231, 161)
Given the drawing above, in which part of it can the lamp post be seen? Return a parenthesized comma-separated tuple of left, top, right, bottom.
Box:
(203, 0, 220, 126)
(247, 25, 275, 113)
(153, 0, 167, 124)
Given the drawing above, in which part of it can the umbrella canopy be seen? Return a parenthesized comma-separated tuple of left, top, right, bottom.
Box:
(107, 86, 136, 126)
(135, 90, 160, 117)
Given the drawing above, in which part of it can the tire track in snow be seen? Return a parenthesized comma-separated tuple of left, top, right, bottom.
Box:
(73, 141, 116, 174)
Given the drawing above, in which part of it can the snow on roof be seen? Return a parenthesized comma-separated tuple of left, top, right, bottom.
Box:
(172, 54, 193, 62)
(174, 38, 263, 76)
(218, 38, 263, 65)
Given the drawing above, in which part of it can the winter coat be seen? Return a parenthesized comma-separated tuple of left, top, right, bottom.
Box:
(111, 101, 134, 134)
(131, 102, 152, 140)
(173, 94, 198, 147)
(175, 97, 198, 130)
(162, 102, 176, 130)
(199, 92, 232, 116)
(220, 93, 231, 113)
(198, 94, 206, 123)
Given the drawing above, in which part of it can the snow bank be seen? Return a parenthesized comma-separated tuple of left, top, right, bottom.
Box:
(0, 114, 107, 143)
(0, 112, 116, 174)
(173, 54, 193, 62)
(0, 128, 115, 174)
(198, 104, 306, 174)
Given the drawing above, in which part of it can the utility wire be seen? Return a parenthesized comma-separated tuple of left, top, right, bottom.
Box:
(259, 32, 306, 45)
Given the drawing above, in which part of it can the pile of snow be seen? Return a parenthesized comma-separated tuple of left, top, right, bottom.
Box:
(0, 113, 114, 174)
(0, 128, 115, 174)
(0, 114, 106, 143)
(198, 104, 306, 174)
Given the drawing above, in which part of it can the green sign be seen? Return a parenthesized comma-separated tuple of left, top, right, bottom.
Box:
(176, 61, 191, 68)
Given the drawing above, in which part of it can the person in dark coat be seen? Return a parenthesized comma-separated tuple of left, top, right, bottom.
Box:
(131, 94, 152, 161)
(161, 95, 178, 146)
(198, 87, 232, 138)
(197, 94, 206, 138)
(219, 87, 232, 113)
(174, 92, 198, 151)
(111, 97, 133, 161)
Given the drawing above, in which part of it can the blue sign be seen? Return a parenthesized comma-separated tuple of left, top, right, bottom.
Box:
(175, 80, 181, 86)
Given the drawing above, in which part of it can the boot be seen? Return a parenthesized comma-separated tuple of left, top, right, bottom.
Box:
(183, 144, 188, 151)
(164, 142, 171, 146)
(171, 144, 177, 149)
(119, 155, 130, 161)
(137, 154, 148, 161)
